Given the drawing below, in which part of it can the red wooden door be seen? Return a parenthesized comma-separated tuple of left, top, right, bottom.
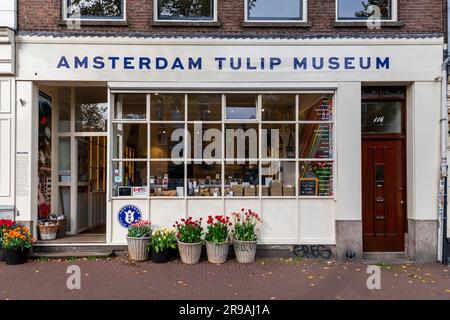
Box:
(362, 139, 406, 252)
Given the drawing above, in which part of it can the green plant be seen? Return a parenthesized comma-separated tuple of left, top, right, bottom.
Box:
(2, 225, 34, 250)
(174, 217, 203, 243)
(205, 215, 231, 244)
(127, 220, 152, 238)
(231, 209, 262, 242)
(149, 228, 177, 253)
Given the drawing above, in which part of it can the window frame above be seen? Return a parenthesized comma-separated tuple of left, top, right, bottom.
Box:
(154, 0, 218, 22)
(62, 0, 126, 21)
(335, 0, 397, 22)
(244, 0, 308, 23)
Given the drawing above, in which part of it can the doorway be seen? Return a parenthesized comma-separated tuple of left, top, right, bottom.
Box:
(361, 87, 407, 252)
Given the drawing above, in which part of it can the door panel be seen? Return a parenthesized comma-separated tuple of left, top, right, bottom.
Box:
(362, 139, 405, 252)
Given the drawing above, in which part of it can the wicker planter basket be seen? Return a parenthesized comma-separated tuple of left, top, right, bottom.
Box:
(206, 241, 229, 264)
(177, 240, 203, 265)
(37, 223, 59, 241)
(126, 236, 150, 261)
(233, 239, 258, 264)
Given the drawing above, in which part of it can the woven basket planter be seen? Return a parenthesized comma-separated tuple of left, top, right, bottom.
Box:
(126, 236, 150, 261)
(206, 241, 229, 264)
(177, 240, 203, 265)
(233, 239, 258, 264)
(37, 223, 59, 241)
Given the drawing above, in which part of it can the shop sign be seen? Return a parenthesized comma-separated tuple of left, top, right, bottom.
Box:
(117, 204, 142, 229)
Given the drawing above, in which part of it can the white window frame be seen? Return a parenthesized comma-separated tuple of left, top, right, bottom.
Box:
(244, 0, 308, 23)
(154, 0, 218, 22)
(62, 0, 127, 22)
(335, 0, 397, 22)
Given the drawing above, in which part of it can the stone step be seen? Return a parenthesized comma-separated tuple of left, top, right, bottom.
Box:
(362, 251, 415, 264)
(31, 250, 113, 259)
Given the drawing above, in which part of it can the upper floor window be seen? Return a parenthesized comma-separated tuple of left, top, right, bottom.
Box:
(246, 0, 306, 22)
(156, 0, 216, 21)
(64, 0, 125, 20)
(336, 0, 397, 21)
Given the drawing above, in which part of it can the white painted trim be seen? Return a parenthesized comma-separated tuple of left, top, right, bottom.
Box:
(244, 0, 308, 23)
(335, 0, 398, 22)
(153, 0, 217, 22)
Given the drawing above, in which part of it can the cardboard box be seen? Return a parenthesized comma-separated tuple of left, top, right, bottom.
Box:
(283, 185, 295, 196)
(262, 186, 269, 196)
(231, 185, 244, 196)
(244, 186, 256, 196)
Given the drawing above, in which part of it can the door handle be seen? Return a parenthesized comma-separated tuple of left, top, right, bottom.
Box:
(401, 200, 406, 205)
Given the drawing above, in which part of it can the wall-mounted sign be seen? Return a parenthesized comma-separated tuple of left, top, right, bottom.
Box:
(117, 204, 142, 229)
(299, 178, 318, 196)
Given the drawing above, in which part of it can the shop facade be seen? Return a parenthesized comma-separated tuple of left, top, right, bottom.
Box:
(1, 32, 440, 262)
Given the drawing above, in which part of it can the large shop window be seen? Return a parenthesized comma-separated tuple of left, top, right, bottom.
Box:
(64, 0, 125, 20)
(156, 0, 216, 21)
(246, 0, 306, 21)
(111, 92, 335, 199)
(336, 0, 395, 21)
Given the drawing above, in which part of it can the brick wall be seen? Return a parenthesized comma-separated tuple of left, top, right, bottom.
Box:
(18, 0, 444, 36)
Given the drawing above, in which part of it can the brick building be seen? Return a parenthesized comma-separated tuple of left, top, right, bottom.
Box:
(0, 0, 448, 263)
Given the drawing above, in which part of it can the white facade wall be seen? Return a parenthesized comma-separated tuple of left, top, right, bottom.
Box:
(0, 0, 16, 30)
(8, 36, 445, 248)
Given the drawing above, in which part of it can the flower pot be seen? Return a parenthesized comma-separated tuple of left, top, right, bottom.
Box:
(206, 241, 229, 264)
(151, 248, 172, 263)
(126, 236, 150, 261)
(0, 247, 4, 262)
(177, 240, 203, 265)
(233, 239, 258, 264)
(4, 248, 30, 265)
(38, 223, 59, 241)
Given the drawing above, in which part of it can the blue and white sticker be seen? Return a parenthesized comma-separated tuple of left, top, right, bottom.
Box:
(118, 204, 142, 229)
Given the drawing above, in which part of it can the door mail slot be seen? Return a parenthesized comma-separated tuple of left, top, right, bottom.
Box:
(376, 197, 385, 203)
(376, 216, 386, 220)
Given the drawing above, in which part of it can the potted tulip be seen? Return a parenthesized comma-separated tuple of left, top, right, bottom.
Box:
(2, 225, 34, 265)
(0, 219, 15, 262)
(175, 217, 203, 265)
(205, 215, 232, 264)
(149, 227, 177, 263)
(231, 209, 262, 264)
(126, 220, 152, 261)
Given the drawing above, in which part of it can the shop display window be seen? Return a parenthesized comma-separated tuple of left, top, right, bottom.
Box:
(299, 161, 333, 197)
(226, 94, 258, 120)
(225, 123, 259, 159)
(112, 161, 148, 197)
(151, 94, 185, 121)
(187, 162, 222, 197)
(299, 123, 333, 159)
(299, 94, 333, 121)
(261, 123, 296, 159)
(74, 87, 108, 132)
(150, 123, 185, 159)
(188, 94, 222, 121)
(188, 123, 222, 159)
(150, 161, 185, 197)
(261, 161, 296, 196)
(113, 123, 148, 159)
(114, 94, 147, 120)
(261, 94, 296, 121)
(225, 162, 259, 197)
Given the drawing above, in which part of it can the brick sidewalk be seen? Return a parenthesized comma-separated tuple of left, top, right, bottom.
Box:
(1, 257, 449, 300)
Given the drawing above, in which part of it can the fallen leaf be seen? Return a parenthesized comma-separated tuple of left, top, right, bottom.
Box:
(307, 276, 315, 279)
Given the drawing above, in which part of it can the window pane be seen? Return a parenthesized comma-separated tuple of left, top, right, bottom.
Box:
(188, 123, 222, 159)
(299, 94, 333, 121)
(59, 137, 71, 182)
(75, 87, 108, 132)
(58, 87, 71, 132)
(150, 123, 185, 159)
(112, 161, 148, 197)
(361, 101, 402, 134)
(299, 124, 333, 159)
(115, 94, 147, 120)
(261, 161, 296, 196)
(188, 94, 222, 121)
(67, 0, 124, 19)
(261, 94, 295, 121)
(113, 123, 148, 159)
(337, 0, 392, 20)
(261, 124, 296, 159)
(158, 0, 214, 20)
(225, 124, 259, 159)
(187, 162, 222, 197)
(225, 161, 259, 197)
(150, 161, 185, 197)
(226, 94, 258, 120)
(151, 94, 185, 121)
(248, 0, 302, 20)
(299, 161, 333, 197)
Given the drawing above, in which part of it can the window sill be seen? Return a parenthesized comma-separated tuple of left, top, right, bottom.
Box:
(151, 21, 221, 27)
(333, 21, 403, 28)
(242, 21, 311, 28)
(58, 20, 128, 27)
